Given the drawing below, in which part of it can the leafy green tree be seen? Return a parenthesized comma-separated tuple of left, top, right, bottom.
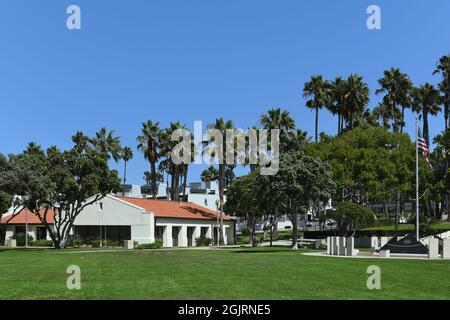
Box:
(259, 151, 336, 250)
(0, 153, 14, 216)
(137, 120, 161, 199)
(8, 135, 121, 249)
(303, 75, 328, 142)
(329, 202, 375, 234)
(225, 173, 264, 246)
(305, 127, 416, 217)
(433, 129, 450, 220)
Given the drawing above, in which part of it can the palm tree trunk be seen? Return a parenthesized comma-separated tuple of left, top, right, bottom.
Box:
(218, 163, 225, 245)
(123, 161, 127, 185)
(423, 110, 430, 146)
(151, 161, 157, 199)
(315, 106, 319, 142)
(182, 166, 188, 200)
(401, 106, 405, 134)
(338, 114, 341, 135)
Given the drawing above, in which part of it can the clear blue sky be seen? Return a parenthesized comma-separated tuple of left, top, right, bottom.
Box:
(1, 0, 449, 184)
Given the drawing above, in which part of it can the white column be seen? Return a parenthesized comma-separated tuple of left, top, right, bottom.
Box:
(332, 237, 338, 255)
(338, 237, 346, 256)
(428, 238, 439, 259)
(371, 237, 378, 249)
(206, 225, 212, 239)
(443, 238, 450, 259)
(380, 237, 389, 248)
(222, 226, 228, 245)
(193, 226, 201, 246)
(163, 225, 173, 248)
(179, 225, 188, 247)
(346, 237, 354, 256)
(326, 237, 332, 255)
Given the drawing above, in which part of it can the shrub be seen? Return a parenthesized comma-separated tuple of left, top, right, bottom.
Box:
(195, 237, 212, 247)
(136, 240, 163, 249)
(12, 233, 34, 246)
(90, 240, 101, 248)
(30, 240, 53, 247)
(72, 237, 85, 247)
(105, 239, 118, 247)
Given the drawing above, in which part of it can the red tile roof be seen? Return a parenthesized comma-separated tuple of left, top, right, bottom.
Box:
(116, 197, 234, 221)
(0, 209, 55, 225)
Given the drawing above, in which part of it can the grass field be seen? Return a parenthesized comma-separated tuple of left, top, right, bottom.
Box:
(1, 247, 450, 300)
(364, 223, 450, 231)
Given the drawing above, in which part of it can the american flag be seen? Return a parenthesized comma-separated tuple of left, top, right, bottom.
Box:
(418, 130, 433, 169)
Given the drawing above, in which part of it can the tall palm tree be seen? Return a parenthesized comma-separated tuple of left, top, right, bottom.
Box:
(303, 75, 328, 142)
(205, 118, 234, 244)
(159, 121, 187, 201)
(91, 127, 122, 162)
(344, 74, 370, 129)
(376, 68, 413, 133)
(259, 108, 296, 151)
(137, 120, 161, 199)
(412, 83, 442, 146)
(326, 77, 347, 134)
(121, 146, 133, 185)
(433, 55, 450, 130)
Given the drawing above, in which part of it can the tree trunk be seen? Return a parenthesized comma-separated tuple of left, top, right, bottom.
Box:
(218, 164, 225, 245)
(151, 161, 157, 199)
(123, 161, 127, 185)
(423, 110, 430, 146)
(401, 106, 405, 134)
(290, 212, 298, 250)
(395, 190, 400, 230)
(338, 114, 341, 135)
(182, 166, 188, 200)
(315, 106, 319, 142)
(173, 165, 180, 201)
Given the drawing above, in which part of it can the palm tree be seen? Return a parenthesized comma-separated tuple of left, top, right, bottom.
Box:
(376, 68, 413, 133)
(433, 55, 450, 129)
(344, 74, 370, 129)
(121, 147, 133, 185)
(159, 121, 187, 201)
(201, 166, 219, 182)
(259, 108, 296, 151)
(137, 120, 161, 199)
(91, 127, 122, 162)
(303, 75, 328, 142)
(326, 77, 347, 134)
(205, 118, 234, 244)
(412, 83, 442, 146)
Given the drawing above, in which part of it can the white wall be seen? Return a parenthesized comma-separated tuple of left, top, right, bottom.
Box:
(73, 195, 155, 244)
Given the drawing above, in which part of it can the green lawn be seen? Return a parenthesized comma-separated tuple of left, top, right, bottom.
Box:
(364, 223, 450, 232)
(1, 247, 450, 300)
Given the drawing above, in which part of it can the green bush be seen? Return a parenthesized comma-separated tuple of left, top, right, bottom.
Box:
(135, 240, 163, 249)
(30, 240, 53, 247)
(12, 233, 34, 246)
(72, 237, 85, 247)
(195, 237, 212, 247)
(105, 239, 118, 247)
(89, 239, 102, 248)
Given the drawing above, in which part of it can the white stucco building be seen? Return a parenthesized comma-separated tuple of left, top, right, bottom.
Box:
(0, 195, 236, 248)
